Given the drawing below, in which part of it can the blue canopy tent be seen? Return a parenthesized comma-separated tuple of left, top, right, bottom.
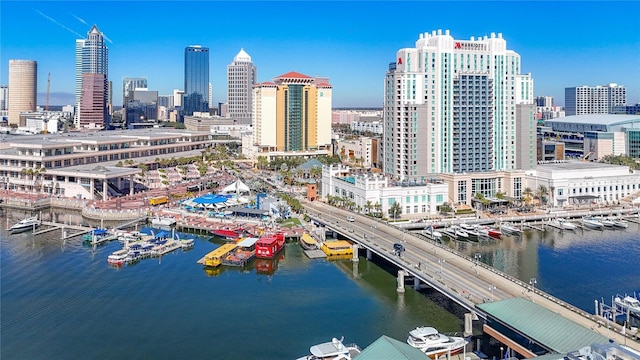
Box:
(182, 194, 231, 210)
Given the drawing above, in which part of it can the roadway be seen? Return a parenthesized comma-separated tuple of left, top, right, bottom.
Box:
(302, 200, 640, 351)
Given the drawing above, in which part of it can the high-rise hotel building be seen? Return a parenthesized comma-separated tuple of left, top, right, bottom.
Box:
(252, 72, 332, 152)
(184, 45, 209, 116)
(227, 48, 257, 125)
(383, 30, 535, 181)
(565, 84, 627, 116)
(75, 25, 109, 129)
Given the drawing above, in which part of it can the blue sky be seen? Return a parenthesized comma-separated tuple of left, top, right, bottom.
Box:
(1, 1, 639, 108)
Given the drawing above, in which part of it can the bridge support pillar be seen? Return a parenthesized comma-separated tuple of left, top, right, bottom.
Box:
(366, 249, 372, 260)
(413, 276, 420, 290)
(396, 270, 405, 294)
(351, 244, 359, 263)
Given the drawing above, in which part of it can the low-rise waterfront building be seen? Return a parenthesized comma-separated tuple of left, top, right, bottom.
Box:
(524, 161, 640, 206)
(321, 164, 448, 218)
(0, 129, 213, 200)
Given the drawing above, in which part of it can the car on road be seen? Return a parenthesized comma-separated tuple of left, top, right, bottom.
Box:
(347, 216, 355, 222)
(393, 243, 405, 253)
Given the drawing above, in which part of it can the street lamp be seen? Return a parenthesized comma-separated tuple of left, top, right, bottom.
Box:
(529, 278, 537, 302)
(438, 258, 446, 279)
(489, 284, 496, 301)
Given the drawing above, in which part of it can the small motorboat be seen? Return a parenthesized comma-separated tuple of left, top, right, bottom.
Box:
(9, 216, 41, 234)
(500, 223, 521, 235)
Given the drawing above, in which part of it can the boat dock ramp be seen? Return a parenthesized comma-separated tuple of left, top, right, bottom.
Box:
(304, 249, 327, 259)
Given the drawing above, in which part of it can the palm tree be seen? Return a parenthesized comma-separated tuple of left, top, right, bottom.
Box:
(364, 200, 373, 215)
(522, 187, 534, 205)
(388, 202, 402, 221)
(536, 185, 549, 205)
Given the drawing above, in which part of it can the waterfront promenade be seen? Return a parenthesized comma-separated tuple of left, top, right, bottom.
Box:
(303, 199, 640, 352)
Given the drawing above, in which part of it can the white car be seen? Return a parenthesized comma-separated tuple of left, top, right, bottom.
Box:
(347, 216, 355, 222)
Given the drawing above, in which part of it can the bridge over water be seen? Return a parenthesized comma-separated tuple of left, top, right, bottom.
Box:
(302, 200, 640, 354)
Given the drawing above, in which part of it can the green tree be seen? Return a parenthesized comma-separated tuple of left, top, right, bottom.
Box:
(388, 201, 402, 221)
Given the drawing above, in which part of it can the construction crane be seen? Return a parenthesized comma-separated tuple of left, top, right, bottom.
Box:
(45, 73, 51, 111)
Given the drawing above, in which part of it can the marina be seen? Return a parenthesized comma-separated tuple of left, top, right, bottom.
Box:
(2, 206, 640, 359)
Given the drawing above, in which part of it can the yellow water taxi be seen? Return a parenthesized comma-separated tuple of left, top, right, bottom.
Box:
(321, 240, 353, 258)
(203, 243, 237, 267)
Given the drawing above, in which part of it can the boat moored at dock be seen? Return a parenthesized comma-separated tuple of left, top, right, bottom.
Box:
(255, 232, 285, 259)
(222, 237, 257, 267)
(200, 243, 238, 267)
(296, 337, 361, 360)
(582, 217, 604, 230)
(499, 223, 521, 235)
(8, 216, 41, 233)
(300, 233, 319, 250)
(406, 326, 469, 359)
(321, 240, 354, 259)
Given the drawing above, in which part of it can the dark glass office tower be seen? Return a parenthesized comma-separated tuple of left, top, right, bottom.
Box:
(184, 45, 209, 116)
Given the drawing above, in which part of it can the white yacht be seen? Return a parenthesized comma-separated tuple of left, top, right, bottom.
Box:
(407, 326, 469, 359)
(9, 216, 41, 233)
(548, 218, 577, 231)
(599, 217, 616, 228)
(458, 223, 479, 238)
(614, 295, 640, 315)
(582, 217, 604, 230)
(423, 226, 443, 241)
(151, 216, 176, 230)
(296, 337, 361, 360)
(612, 218, 629, 229)
(500, 223, 521, 235)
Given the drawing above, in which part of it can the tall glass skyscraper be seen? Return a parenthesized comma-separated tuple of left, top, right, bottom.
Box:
(184, 45, 209, 116)
(75, 25, 109, 129)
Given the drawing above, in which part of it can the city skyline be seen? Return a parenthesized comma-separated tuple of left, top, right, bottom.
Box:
(1, 1, 638, 108)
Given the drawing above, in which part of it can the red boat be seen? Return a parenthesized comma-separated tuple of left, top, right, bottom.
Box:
(488, 228, 502, 239)
(211, 227, 251, 241)
(255, 232, 285, 259)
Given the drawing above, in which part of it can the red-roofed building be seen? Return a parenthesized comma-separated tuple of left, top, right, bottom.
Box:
(248, 71, 333, 160)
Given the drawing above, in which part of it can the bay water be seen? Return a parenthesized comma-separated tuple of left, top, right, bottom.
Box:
(1, 209, 639, 359)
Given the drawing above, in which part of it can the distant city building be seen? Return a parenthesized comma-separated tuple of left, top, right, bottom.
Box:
(331, 109, 382, 125)
(208, 82, 213, 110)
(612, 103, 640, 115)
(173, 89, 184, 108)
(122, 77, 148, 105)
(535, 96, 553, 107)
(535, 95, 565, 120)
(0, 85, 8, 111)
(157, 95, 173, 108)
(79, 73, 107, 129)
(537, 139, 565, 162)
(227, 48, 257, 125)
(75, 25, 109, 128)
(383, 30, 536, 181)
(335, 136, 378, 168)
(183, 45, 209, 116)
(8, 60, 37, 126)
(565, 84, 627, 116)
(125, 90, 158, 126)
(252, 71, 332, 153)
(543, 114, 640, 160)
(350, 118, 383, 135)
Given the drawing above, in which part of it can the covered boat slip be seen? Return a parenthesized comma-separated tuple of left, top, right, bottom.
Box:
(476, 298, 610, 358)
